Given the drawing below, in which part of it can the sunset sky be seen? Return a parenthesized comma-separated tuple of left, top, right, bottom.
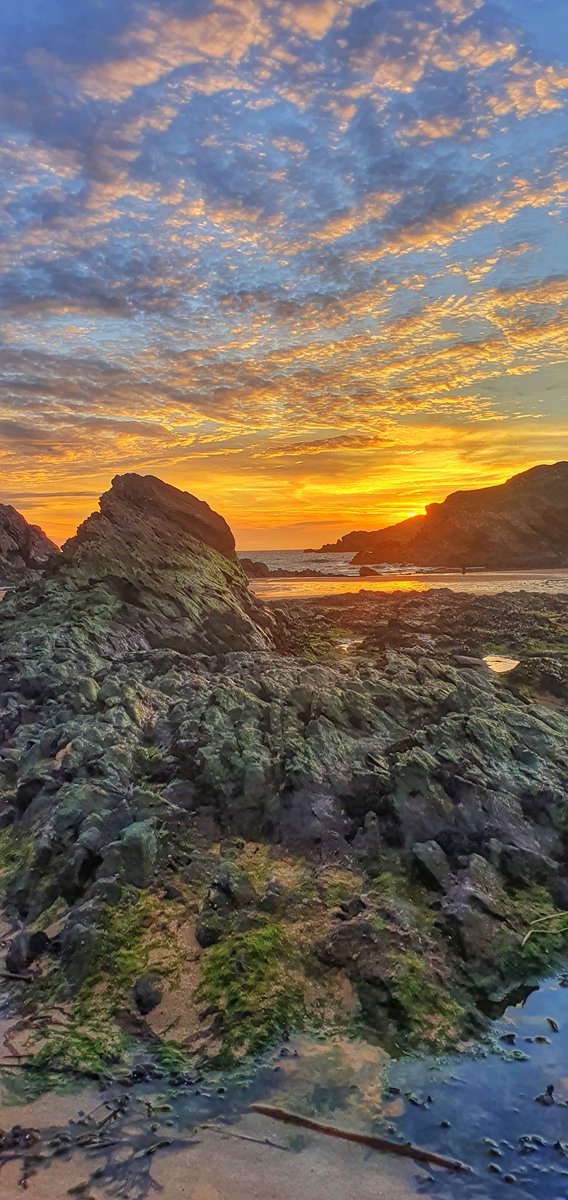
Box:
(1, 0, 567, 548)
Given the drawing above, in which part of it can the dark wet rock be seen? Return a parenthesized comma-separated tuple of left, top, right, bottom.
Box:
(133, 975, 163, 1015)
(441, 855, 509, 960)
(317, 919, 390, 985)
(5, 930, 49, 974)
(258, 879, 290, 914)
(412, 840, 452, 891)
(214, 862, 256, 906)
(195, 863, 256, 946)
(359, 566, 379, 577)
(60, 921, 101, 985)
(500, 844, 558, 886)
(240, 558, 270, 579)
(337, 897, 366, 920)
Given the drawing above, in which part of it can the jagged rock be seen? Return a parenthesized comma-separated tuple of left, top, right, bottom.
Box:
(317, 919, 391, 984)
(0, 502, 58, 583)
(500, 844, 558, 885)
(42, 473, 278, 657)
(213, 862, 256, 906)
(0, 472, 567, 1061)
(195, 862, 256, 946)
(240, 558, 270, 579)
(412, 840, 452, 891)
(441, 855, 509, 960)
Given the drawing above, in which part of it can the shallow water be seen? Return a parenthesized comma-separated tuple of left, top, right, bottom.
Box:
(249, 568, 568, 601)
(1, 972, 566, 1199)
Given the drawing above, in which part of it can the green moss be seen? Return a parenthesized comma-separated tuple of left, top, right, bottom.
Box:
(320, 868, 362, 907)
(24, 892, 183, 1080)
(499, 886, 568, 976)
(97, 889, 182, 993)
(198, 922, 307, 1065)
(235, 843, 273, 891)
(367, 861, 437, 937)
(153, 1039, 194, 1073)
(31, 992, 126, 1075)
(387, 952, 463, 1049)
(300, 626, 346, 662)
(0, 828, 33, 894)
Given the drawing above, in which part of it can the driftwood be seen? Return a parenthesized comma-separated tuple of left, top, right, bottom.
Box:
(199, 1123, 288, 1151)
(250, 1104, 472, 1173)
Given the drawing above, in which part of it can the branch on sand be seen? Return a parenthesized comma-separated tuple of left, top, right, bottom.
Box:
(250, 1104, 472, 1173)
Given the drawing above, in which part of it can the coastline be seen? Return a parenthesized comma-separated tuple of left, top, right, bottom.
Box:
(248, 566, 568, 600)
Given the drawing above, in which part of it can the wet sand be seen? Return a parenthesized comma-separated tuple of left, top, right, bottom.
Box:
(0, 1083, 418, 1200)
(151, 1114, 419, 1200)
(249, 567, 568, 601)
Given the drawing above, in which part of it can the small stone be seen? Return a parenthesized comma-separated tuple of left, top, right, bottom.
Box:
(133, 975, 163, 1015)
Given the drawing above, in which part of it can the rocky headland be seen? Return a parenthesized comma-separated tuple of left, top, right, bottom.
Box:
(0, 502, 58, 584)
(318, 461, 568, 569)
(0, 473, 566, 1087)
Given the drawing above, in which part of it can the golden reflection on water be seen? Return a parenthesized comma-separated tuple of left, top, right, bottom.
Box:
(268, 1035, 392, 1130)
(250, 578, 428, 600)
(249, 569, 568, 602)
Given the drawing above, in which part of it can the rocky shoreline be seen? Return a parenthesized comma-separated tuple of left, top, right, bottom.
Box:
(0, 474, 566, 1093)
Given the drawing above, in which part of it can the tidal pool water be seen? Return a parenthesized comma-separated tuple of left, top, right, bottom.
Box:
(0, 971, 566, 1199)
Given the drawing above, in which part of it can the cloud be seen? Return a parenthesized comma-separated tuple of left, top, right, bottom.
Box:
(79, 1, 271, 101)
(355, 175, 568, 261)
(486, 62, 568, 120)
(0, 0, 566, 544)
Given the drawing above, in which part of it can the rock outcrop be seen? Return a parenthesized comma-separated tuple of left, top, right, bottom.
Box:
(0, 502, 58, 582)
(0, 473, 566, 1072)
(319, 462, 568, 568)
(34, 472, 277, 656)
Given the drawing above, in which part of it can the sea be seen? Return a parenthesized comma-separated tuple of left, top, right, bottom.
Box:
(237, 550, 568, 601)
(237, 549, 432, 578)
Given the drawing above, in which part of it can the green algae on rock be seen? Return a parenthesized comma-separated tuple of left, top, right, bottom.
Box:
(0, 475, 567, 1081)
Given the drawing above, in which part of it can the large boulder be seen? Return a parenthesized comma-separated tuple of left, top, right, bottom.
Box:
(47, 473, 277, 656)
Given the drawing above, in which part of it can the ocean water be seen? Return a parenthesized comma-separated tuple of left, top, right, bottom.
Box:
(237, 549, 434, 578)
(237, 551, 568, 601)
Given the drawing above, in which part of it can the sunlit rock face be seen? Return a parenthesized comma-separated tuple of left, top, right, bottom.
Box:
(324, 462, 568, 568)
(0, 502, 58, 583)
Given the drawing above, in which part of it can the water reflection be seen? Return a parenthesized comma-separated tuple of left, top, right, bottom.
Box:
(0, 974, 566, 1199)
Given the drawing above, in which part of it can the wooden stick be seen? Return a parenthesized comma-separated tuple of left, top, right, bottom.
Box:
(250, 1104, 472, 1173)
(199, 1123, 288, 1151)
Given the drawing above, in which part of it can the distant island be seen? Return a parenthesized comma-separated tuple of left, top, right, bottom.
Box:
(314, 462, 568, 569)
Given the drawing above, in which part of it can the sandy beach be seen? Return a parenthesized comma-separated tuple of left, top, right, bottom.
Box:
(249, 567, 568, 601)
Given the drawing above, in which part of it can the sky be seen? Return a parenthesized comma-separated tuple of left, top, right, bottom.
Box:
(0, 0, 567, 548)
